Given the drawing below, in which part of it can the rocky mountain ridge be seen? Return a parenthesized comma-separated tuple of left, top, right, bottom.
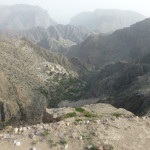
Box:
(67, 18, 150, 67)
(0, 24, 91, 53)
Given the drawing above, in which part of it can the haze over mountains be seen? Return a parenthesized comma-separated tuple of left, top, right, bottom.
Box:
(0, 5, 146, 53)
(0, 4, 56, 30)
(70, 9, 145, 33)
(0, 3, 150, 126)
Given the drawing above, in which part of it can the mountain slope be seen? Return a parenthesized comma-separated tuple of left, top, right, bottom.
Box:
(68, 18, 150, 67)
(0, 36, 86, 123)
(0, 4, 56, 29)
(47, 24, 91, 43)
(70, 9, 145, 33)
(67, 18, 150, 116)
(86, 61, 150, 116)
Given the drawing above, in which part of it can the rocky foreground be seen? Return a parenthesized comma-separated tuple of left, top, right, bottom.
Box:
(0, 103, 150, 150)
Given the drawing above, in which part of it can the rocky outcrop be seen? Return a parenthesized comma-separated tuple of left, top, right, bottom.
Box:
(1, 103, 149, 150)
(0, 4, 56, 30)
(43, 103, 134, 123)
(70, 9, 145, 33)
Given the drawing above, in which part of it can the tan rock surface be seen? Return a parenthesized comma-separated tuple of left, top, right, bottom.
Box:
(0, 103, 149, 150)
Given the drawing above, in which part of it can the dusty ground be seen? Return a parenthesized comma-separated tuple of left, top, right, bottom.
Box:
(0, 103, 150, 150)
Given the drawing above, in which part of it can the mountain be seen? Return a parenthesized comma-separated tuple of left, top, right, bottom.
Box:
(0, 24, 91, 53)
(38, 24, 91, 53)
(86, 61, 150, 116)
(68, 18, 150, 67)
(70, 9, 145, 33)
(47, 24, 90, 44)
(67, 18, 150, 116)
(0, 4, 56, 30)
(0, 36, 89, 123)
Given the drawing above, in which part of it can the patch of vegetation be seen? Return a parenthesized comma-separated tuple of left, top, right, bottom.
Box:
(75, 118, 83, 122)
(111, 113, 122, 118)
(61, 112, 76, 120)
(48, 71, 55, 76)
(75, 107, 97, 118)
(48, 140, 57, 147)
(60, 139, 67, 145)
(48, 77, 89, 107)
(83, 111, 97, 118)
(42, 129, 50, 136)
(82, 134, 91, 141)
(40, 88, 48, 96)
(0, 122, 9, 130)
(74, 118, 83, 125)
(75, 107, 86, 113)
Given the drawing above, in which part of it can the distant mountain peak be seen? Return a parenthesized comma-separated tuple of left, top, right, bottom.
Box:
(0, 4, 56, 30)
(70, 9, 145, 33)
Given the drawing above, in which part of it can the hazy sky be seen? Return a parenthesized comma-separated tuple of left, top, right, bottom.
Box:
(0, 0, 149, 23)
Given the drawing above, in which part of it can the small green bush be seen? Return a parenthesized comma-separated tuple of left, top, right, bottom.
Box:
(75, 107, 86, 113)
(112, 113, 122, 118)
(48, 140, 57, 147)
(40, 89, 48, 96)
(75, 118, 83, 122)
(83, 111, 96, 118)
(42, 129, 50, 136)
(60, 139, 67, 145)
(61, 112, 76, 120)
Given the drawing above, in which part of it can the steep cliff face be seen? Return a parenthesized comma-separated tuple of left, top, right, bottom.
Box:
(70, 9, 145, 33)
(0, 4, 56, 30)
